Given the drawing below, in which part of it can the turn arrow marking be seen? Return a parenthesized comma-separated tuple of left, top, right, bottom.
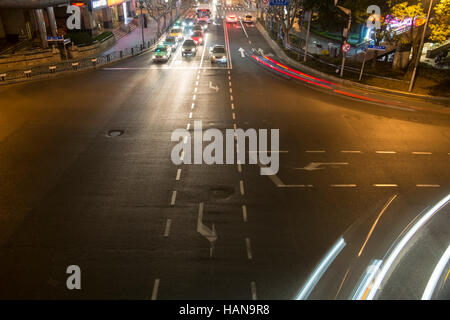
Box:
(295, 162, 349, 171)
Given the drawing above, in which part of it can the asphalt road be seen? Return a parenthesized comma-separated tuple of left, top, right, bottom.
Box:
(0, 4, 449, 299)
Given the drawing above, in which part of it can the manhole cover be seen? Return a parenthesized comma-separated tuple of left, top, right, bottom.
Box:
(108, 130, 124, 137)
(209, 185, 235, 200)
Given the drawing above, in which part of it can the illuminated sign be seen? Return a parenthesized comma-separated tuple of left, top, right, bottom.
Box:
(107, 0, 125, 6)
(92, 0, 107, 8)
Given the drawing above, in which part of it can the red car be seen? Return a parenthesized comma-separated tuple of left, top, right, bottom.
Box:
(226, 14, 238, 23)
(191, 31, 204, 45)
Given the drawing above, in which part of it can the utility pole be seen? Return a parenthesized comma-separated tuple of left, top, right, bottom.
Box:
(303, 10, 312, 62)
(336, 4, 351, 77)
(408, 0, 433, 92)
(139, 0, 145, 48)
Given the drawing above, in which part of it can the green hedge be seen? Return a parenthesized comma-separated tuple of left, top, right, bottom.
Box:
(65, 31, 113, 46)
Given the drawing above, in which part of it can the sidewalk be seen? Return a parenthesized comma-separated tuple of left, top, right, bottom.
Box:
(104, 9, 180, 55)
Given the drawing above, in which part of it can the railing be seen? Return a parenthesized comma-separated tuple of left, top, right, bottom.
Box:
(0, 9, 190, 84)
(0, 38, 160, 83)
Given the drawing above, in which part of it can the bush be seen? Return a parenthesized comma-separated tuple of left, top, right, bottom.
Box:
(65, 32, 94, 46)
(94, 31, 113, 42)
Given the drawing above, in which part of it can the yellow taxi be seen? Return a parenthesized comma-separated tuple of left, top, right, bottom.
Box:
(170, 27, 183, 40)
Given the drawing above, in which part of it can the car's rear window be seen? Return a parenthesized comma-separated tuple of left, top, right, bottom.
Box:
(183, 40, 195, 46)
(213, 47, 225, 53)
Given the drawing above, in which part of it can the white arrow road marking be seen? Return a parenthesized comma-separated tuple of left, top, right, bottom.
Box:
(197, 202, 218, 257)
(238, 47, 245, 57)
(295, 162, 349, 171)
(248, 153, 313, 188)
(258, 48, 264, 56)
(209, 81, 219, 92)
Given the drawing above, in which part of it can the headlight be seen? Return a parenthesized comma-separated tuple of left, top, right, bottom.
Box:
(189, 22, 193, 26)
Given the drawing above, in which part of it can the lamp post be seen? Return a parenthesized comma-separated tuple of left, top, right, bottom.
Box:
(408, 0, 434, 92)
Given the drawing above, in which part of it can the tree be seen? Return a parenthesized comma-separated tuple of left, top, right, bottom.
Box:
(429, 0, 450, 43)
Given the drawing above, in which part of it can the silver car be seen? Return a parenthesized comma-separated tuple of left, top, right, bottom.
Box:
(210, 45, 227, 63)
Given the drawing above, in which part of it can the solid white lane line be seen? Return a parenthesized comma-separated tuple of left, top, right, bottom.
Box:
(416, 184, 440, 187)
(199, 33, 208, 68)
(170, 191, 177, 206)
(242, 205, 248, 222)
(246, 238, 253, 260)
(164, 219, 172, 237)
(373, 184, 398, 187)
(151, 279, 160, 300)
(176, 169, 181, 181)
(240, 180, 245, 195)
(358, 194, 397, 257)
(251, 282, 257, 300)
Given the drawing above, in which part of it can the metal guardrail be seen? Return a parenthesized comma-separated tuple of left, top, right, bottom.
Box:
(0, 38, 160, 83)
(284, 42, 404, 82)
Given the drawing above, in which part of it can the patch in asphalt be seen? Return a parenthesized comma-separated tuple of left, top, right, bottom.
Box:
(107, 130, 124, 137)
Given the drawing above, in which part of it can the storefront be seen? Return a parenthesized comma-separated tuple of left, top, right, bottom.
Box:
(90, 0, 134, 29)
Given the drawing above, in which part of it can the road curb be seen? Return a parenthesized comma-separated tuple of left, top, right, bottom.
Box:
(255, 22, 450, 105)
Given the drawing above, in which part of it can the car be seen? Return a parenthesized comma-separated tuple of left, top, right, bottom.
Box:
(170, 28, 183, 40)
(193, 25, 203, 33)
(197, 15, 210, 24)
(243, 14, 253, 24)
(210, 44, 227, 63)
(198, 20, 208, 31)
(163, 36, 178, 51)
(191, 31, 204, 45)
(152, 44, 171, 62)
(173, 19, 182, 28)
(182, 18, 195, 27)
(226, 14, 238, 23)
(182, 39, 198, 56)
(183, 25, 194, 37)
